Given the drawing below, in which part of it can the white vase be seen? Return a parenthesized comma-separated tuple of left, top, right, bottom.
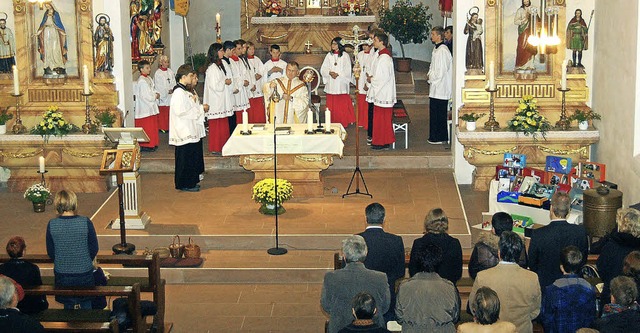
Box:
(466, 121, 476, 131)
(578, 121, 589, 130)
(0, 124, 6, 134)
(265, 203, 276, 210)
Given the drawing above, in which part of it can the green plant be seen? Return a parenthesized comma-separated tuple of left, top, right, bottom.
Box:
(187, 52, 207, 73)
(378, 0, 433, 59)
(507, 95, 552, 139)
(0, 107, 13, 125)
(459, 112, 486, 122)
(24, 183, 51, 203)
(94, 107, 117, 127)
(569, 109, 601, 122)
(252, 178, 293, 206)
(30, 105, 79, 142)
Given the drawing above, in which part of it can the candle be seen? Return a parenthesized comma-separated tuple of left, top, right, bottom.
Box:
(83, 65, 90, 94)
(561, 59, 567, 90)
(242, 110, 249, 132)
(325, 109, 331, 131)
(307, 110, 313, 132)
(489, 61, 495, 90)
(39, 156, 45, 173)
(216, 13, 220, 25)
(12, 65, 19, 95)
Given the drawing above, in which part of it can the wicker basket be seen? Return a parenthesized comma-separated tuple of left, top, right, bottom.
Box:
(168, 235, 185, 259)
(184, 237, 201, 259)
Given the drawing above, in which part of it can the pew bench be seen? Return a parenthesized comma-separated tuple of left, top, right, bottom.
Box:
(41, 319, 120, 333)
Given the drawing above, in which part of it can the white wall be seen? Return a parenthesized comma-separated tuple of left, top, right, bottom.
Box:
(187, 1, 241, 55)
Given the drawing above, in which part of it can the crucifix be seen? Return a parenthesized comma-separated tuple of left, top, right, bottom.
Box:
(304, 40, 313, 54)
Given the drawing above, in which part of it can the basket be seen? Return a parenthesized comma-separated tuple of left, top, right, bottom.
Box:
(168, 235, 185, 259)
(184, 237, 201, 259)
(153, 247, 171, 259)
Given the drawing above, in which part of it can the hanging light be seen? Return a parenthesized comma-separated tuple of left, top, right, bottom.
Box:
(527, 1, 560, 49)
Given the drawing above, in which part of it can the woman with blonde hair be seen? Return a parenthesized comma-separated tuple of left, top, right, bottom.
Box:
(46, 190, 99, 309)
(408, 208, 463, 284)
(597, 208, 640, 305)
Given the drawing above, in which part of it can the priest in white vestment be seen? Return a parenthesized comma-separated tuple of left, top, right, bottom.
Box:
(264, 61, 309, 124)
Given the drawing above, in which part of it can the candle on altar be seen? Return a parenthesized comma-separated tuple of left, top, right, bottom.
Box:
(83, 65, 90, 94)
(561, 59, 567, 90)
(489, 61, 495, 90)
(325, 109, 331, 131)
(242, 110, 249, 132)
(216, 13, 220, 25)
(12, 65, 19, 95)
(39, 156, 45, 173)
(307, 110, 313, 132)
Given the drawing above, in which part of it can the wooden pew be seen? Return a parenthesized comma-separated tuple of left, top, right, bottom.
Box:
(0, 253, 165, 333)
(27, 284, 144, 333)
(41, 319, 120, 333)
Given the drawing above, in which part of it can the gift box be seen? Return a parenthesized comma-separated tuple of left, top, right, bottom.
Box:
(511, 214, 534, 234)
(498, 191, 520, 204)
(518, 193, 548, 207)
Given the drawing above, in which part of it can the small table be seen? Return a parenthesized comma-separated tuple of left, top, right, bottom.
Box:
(222, 124, 346, 197)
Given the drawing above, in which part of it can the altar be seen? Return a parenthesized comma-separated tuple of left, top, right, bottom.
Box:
(222, 124, 346, 197)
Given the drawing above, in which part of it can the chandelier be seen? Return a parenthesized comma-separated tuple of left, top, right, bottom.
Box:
(527, 0, 560, 52)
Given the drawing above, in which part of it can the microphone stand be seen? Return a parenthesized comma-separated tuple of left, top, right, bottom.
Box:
(267, 86, 287, 255)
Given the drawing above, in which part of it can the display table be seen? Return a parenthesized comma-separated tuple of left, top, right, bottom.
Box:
(488, 179, 582, 225)
(222, 124, 346, 197)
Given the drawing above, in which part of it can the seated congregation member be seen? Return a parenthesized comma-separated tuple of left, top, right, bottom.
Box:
(396, 243, 460, 333)
(408, 208, 462, 284)
(46, 190, 99, 309)
(468, 212, 527, 280)
(597, 208, 640, 304)
(0, 236, 48, 314)
(358, 203, 405, 322)
(321, 37, 355, 128)
(541, 246, 596, 333)
(321, 235, 390, 333)
(529, 192, 589, 288)
(0, 276, 44, 333)
(623, 250, 640, 302)
(470, 231, 541, 333)
(457, 287, 517, 333)
(338, 292, 391, 333)
(592, 276, 640, 332)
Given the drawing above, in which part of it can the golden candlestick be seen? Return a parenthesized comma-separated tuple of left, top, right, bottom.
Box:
(555, 87, 571, 130)
(81, 92, 97, 134)
(10, 93, 26, 134)
(484, 88, 500, 131)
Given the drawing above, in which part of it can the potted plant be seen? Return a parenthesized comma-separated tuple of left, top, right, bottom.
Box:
(252, 178, 293, 215)
(568, 109, 601, 130)
(459, 112, 486, 131)
(94, 107, 117, 128)
(507, 95, 552, 140)
(24, 183, 51, 213)
(0, 107, 13, 134)
(378, 0, 433, 72)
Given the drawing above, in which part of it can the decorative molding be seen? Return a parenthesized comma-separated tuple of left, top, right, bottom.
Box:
(497, 84, 557, 99)
(78, 0, 91, 12)
(251, 15, 376, 24)
(536, 145, 588, 159)
(62, 148, 103, 158)
(487, 0, 496, 7)
(13, 0, 26, 14)
(28, 89, 86, 103)
(462, 89, 490, 103)
(0, 148, 43, 159)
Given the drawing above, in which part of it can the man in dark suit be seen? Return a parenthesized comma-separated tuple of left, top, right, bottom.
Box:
(0, 275, 44, 333)
(528, 192, 589, 288)
(321, 235, 390, 333)
(358, 203, 405, 322)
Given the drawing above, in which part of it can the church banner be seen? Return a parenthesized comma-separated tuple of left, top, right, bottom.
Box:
(174, 0, 190, 17)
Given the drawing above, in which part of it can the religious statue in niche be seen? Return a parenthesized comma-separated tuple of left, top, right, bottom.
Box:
(130, 0, 163, 63)
(0, 13, 16, 74)
(566, 8, 590, 69)
(464, 7, 483, 74)
(513, 0, 538, 70)
(94, 14, 114, 73)
(37, 3, 68, 77)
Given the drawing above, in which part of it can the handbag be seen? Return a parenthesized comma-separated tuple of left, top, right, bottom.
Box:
(184, 237, 201, 259)
(168, 235, 185, 259)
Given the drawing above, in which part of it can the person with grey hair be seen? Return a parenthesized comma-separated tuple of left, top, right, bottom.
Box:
(408, 208, 462, 284)
(592, 275, 640, 332)
(338, 292, 391, 333)
(528, 192, 589, 288)
(358, 203, 405, 322)
(321, 235, 390, 333)
(458, 287, 516, 333)
(0, 276, 44, 332)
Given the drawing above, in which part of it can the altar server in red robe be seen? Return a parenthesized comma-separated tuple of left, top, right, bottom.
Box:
(321, 37, 355, 128)
(134, 60, 160, 151)
(232, 39, 251, 125)
(154, 55, 176, 132)
(246, 41, 266, 123)
(203, 43, 234, 155)
(354, 42, 374, 130)
(366, 32, 396, 150)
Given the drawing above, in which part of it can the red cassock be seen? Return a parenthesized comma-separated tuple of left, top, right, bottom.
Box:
(372, 106, 395, 146)
(249, 97, 267, 123)
(207, 118, 230, 153)
(135, 115, 159, 148)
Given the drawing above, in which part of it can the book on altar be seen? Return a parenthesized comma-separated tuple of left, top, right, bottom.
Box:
(252, 124, 266, 131)
(275, 126, 291, 135)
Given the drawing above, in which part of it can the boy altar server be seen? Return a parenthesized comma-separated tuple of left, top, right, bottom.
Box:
(154, 55, 176, 132)
(134, 60, 160, 151)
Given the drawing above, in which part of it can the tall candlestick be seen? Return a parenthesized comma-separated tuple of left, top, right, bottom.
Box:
(489, 61, 495, 90)
(12, 65, 19, 95)
(325, 109, 331, 132)
(242, 110, 249, 132)
(83, 65, 90, 94)
(39, 156, 45, 173)
(561, 59, 567, 90)
(307, 110, 313, 132)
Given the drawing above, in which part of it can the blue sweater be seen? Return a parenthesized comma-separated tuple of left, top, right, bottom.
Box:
(46, 215, 99, 275)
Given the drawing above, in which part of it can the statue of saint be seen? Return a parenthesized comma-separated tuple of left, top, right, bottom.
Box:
(0, 16, 16, 73)
(464, 12, 483, 72)
(566, 9, 588, 68)
(94, 15, 114, 73)
(513, 0, 537, 69)
(37, 3, 67, 76)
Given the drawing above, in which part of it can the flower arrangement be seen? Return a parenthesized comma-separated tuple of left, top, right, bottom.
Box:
(94, 107, 117, 127)
(0, 107, 13, 125)
(568, 109, 601, 122)
(342, 1, 361, 15)
(252, 178, 293, 206)
(24, 183, 51, 203)
(30, 106, 78, 142)
(264, 0, 283, 16)
(507, 95, 551, 139)
(459, 112, 486, 122)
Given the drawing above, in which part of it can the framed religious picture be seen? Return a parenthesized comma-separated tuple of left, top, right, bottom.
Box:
(27, 2, 81, 78)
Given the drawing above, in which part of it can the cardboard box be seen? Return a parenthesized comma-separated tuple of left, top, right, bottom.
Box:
(518, 194, 548, 207)
(498, 191, 520, 204)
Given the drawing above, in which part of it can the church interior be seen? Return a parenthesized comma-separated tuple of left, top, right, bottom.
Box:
(0, 0, 639, 332)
